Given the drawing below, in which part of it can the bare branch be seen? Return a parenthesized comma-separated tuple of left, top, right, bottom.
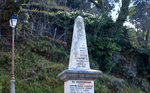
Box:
(88, 0, 105, 12)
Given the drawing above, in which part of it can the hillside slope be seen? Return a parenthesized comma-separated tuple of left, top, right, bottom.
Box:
(0, 4, 150, 93)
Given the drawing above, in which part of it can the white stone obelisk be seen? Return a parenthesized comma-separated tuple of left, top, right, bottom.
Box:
(58, 16, 102, 93)
(69, 16, 90, 70)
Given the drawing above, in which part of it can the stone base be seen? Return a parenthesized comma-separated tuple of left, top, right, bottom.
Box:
(10, 80, 15, 93)
(58, 69, 102, 82)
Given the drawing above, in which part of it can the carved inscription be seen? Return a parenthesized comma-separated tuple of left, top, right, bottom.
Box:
(69, 80, 94, 93)
(76, 43, 89, 68)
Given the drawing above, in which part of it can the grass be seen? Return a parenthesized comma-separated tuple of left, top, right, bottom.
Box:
(95, 74, 150, 93)
(0, 37, 66, 93)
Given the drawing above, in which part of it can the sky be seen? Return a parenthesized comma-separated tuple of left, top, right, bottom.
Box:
(110, 1, 121, 21)
(110, 0, 136, 29)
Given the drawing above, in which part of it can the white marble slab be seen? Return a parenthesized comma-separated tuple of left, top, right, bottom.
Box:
(65, 80, 94, 93)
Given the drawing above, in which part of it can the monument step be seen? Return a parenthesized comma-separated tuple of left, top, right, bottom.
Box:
(58, 69, 102, 82)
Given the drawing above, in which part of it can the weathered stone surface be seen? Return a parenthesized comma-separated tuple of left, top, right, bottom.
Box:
(69, 16, 90, 70)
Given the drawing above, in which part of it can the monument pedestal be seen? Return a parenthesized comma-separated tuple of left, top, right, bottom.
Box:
(58, 69, 102, 93)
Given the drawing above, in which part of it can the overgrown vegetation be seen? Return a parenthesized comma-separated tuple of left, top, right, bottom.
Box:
(0, 37, 66, 92)
(0, 0, 150, 93)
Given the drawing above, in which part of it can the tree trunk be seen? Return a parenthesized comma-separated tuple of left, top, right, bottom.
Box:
(0, 29, 1, 40)
(136, 29, 141, 46)
(65, 0, 67, 7)
(115, 0, 130, 33)
(145, 29, 150, 46)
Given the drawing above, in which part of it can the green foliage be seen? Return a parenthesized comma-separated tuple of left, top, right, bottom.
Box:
(0, 5, 150, 92)
(52, 85, 64, 93)
(22, 3, 65, 12)
(136, 46, 150, 80)
(25, 36, 68, 63)
(129, 6, 136, 16)
(0, 38, 66, 92)
(95, 74, 149, 93)
(0, 52, 11, 65)
(21, 9, 135, 74)
(0, 32, 68, 92)
(118, 27, 134, 50)
(47, 12, 122, 73)
(0, 0, 21, 21)
(89, 37, 121, 72)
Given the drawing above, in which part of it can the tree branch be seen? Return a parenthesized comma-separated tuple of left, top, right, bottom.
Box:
(114, 0, 130, 34)
(88, 0, 105, 13)
(115, 0, 130, 27)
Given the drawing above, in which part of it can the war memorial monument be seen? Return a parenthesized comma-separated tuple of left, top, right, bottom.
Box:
(58, 16, 102, 93)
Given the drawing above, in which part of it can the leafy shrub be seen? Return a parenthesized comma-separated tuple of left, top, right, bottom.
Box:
(136, 46, 150, 80)
(89, 37, 121, 72)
